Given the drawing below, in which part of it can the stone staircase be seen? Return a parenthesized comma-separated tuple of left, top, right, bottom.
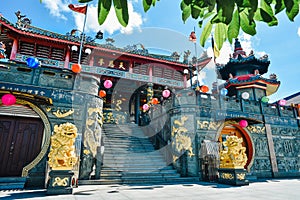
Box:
(0, 177, 26, 190)
(81, 123, 198, 185)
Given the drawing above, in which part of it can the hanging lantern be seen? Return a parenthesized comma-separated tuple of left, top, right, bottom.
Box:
(239, 120, 248, 128)
(71, 63, 82, 73)
(99, 90, 106, 98)
(220, 88, 228, 96)
(162, 89, 170, 98)
(26, 57, 40, 68)
(1, 93, 16, 106)
(142, 104, 149, 111)
(241, 92, 250, 100)
(151, 98, 159, 105)
(278, 99, 286, 106)
(261, 96, 269, 103)
(104, 80, 113, 89)
(200, 85, 209, 93)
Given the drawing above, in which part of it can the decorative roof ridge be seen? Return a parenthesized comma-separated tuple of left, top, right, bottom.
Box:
(224, 75, 280, 86)
(0, 15, 188, 66)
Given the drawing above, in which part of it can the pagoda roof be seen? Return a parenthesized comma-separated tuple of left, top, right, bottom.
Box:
(0, 15, 195, 68)
(216, 38, 270, 80)
(217, 55, 270, 80)
(223, 75, 280, 96)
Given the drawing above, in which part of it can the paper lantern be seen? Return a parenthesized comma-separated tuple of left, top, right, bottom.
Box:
(151, 98, 159, 105)
(239, 120, 248, 128)
(71, 63, 82, 73)
(1, 94, 16, 106)
(104, 80, 113, 89)
(142, 104, 149, 111)
(26, 57, 39, 68)
(200, 85, 209, 93)
(278, 99, 286, 106)
(241, 92, 250, 100)
(220, 88, 228, 96)
(261, 96, 269, 103)
(162, 89, 170, 98)
(99, 90, 106, 98)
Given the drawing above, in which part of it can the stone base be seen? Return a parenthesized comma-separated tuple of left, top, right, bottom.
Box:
(218, 168, 249, 186)
(46, 170, 75, 195)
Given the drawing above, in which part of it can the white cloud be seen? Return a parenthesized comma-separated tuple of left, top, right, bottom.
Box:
(297, 27, 300, 37)
(206, 32, 269, 64)
(42, 0, 68, 20)
(41, 0, 143, 36)
(206, 41, 232, 64)
(71, 1, 143, 35)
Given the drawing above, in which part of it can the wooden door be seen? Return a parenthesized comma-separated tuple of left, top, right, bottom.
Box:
(0, 116, 44, 177)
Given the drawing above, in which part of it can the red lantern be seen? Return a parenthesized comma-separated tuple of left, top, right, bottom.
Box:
(1, 94, 16, 106)
(71, 63, 82, 73)
(200, 85, 209, 93)
(99, 90, 106, 98)
(151, 98, 159, 105)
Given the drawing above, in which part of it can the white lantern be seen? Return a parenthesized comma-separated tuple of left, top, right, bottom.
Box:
(85, 48, 92, 54)
(241, 92, 250, 100)
(71, 45, 78, 51)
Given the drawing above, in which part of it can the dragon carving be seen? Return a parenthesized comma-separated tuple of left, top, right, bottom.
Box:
(220, 135, 247, 169)
(48, 122, 78, 170)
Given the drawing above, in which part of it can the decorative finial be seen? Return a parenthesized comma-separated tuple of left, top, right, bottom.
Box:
(232, 38, 246, 59)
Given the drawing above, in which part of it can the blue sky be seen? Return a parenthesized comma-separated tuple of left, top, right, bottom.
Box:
(1, 0, 300, 102)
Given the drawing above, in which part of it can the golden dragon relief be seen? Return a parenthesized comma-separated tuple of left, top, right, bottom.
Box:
(48, 122, 78, 170)
(220, 135, 247, 169)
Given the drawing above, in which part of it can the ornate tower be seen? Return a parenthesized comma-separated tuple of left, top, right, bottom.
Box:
(216, 38, 280, 100)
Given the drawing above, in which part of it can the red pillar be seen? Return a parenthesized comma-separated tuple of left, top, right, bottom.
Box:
(9, 38, 18, 60)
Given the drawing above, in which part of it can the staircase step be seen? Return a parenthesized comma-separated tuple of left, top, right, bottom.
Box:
(94, 123, 195, 185)
(0, 177, 26, 190)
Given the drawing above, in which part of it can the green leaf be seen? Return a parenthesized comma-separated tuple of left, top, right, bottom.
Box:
(212, 0, 234, 24)
(284, 0, 299, 21)
(227, 9, 240, 43)
(200, 20, 213, 47)
(183, 0, 192, 5)
(79, 0, 93, 3)
(191, 5, 201, 19)
(143, 0, 153, 12)
(98, 0, 112, 25)
(214, 23, 227, 50)
(113, 0, 129, 27)
(275, 0, 285, 14)
(182, 4, 191, 22)
(240, 8, 256, 35)
(235, 0, 252, 7)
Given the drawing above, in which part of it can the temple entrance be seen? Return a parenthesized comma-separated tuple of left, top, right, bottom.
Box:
(218, 124, 253, 169)
(0, 116, 44, 177)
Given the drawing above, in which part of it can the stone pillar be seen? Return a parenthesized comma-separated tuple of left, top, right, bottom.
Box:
(47, 122, 78, 195)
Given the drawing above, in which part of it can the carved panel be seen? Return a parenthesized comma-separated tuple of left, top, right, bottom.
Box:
(253, 159, 271, 171)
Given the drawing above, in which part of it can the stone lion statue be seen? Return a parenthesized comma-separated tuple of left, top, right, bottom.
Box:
(220, 135, 247, 169)
(48, 122, 78, 170)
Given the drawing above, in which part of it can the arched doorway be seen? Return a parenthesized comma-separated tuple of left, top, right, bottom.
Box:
(0, 116, 44, 176)
(218, 123, 254, 170)
(0, 101, 50, 177)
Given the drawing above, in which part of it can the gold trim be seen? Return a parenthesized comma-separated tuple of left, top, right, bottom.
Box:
(52, 109, 74, 118)
(52, 177, 69, 187)
(16, 99, 52, 177)
(237, 173, 245, 180)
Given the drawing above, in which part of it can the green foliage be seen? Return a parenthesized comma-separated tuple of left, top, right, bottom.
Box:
(78, 0, 300, 50)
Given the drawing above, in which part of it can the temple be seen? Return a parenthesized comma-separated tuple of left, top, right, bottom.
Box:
(0, 12, 300, 192)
